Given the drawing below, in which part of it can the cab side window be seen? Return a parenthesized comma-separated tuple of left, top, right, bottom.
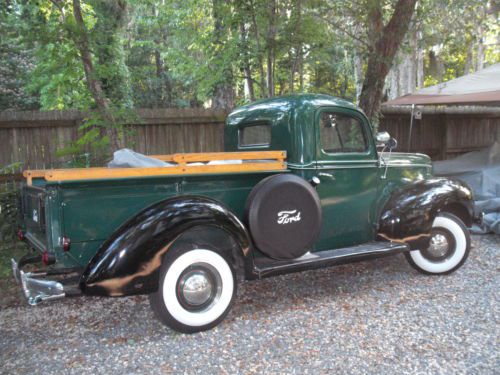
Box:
(320, 112, 367, 153)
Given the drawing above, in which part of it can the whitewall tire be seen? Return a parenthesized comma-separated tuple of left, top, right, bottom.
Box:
(150, 247, 236, 333)
(406, 213, 471, 275)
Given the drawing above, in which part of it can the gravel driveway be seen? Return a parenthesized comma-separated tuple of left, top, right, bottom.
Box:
(1, 234, 498, 374)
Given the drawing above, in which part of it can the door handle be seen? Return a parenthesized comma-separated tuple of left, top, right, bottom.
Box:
(318, 172, 335, 180)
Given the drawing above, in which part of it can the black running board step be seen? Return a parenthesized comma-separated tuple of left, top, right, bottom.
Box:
(253, 242, 409, 279)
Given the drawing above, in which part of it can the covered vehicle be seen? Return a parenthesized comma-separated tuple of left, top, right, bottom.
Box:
(434, 142, 500, 234)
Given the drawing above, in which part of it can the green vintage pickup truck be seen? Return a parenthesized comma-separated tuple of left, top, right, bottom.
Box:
(13, 94, 474, 333)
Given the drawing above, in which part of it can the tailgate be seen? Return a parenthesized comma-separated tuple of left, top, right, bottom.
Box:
(21, 185, 48, 251)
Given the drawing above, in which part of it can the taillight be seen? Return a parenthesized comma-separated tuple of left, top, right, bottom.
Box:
(62, 236, 71, 252)
(17, 229, 24, 241)
(42, 251, 55, 265)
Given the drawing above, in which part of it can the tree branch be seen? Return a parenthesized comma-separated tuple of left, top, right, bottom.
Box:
(311, 13, 371, 49)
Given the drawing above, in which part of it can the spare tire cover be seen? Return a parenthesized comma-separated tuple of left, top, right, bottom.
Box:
(245, 174, 322, 260)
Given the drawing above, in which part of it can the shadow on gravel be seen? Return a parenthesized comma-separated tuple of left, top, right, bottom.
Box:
(228, 253, 414, 320)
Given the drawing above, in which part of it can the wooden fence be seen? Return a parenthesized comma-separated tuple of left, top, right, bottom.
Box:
(0, 108, 227, 172)
(379, 106, 500, 160)
(1, 106, 499, 175)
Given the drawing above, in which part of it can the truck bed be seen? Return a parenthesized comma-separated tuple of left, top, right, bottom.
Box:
(23, 151, 286, 185)
(20, 150, 288, 267)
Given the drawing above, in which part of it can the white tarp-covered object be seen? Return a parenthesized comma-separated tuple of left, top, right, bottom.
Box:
(433, 142, 500, 234)
(107, 148, 243, 168)
(108, 149, 174, 168)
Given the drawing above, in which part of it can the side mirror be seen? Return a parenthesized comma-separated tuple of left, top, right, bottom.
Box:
(376, 131, 390, 145)
(387, 137, 397, 150)
(376, 132, 397, 150)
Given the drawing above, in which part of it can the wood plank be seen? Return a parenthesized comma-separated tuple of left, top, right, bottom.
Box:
(24, 161, 286, 184)
(150, 151, 286, 163)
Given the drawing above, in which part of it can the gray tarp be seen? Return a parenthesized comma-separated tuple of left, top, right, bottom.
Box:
(108, 149, 174, 168)
(107, 148, 244, 168)
(433, 142, 500, 234)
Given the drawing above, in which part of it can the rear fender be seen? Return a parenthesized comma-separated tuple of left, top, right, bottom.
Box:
(377, 178, 474, 250)
(80, 196, 251, 297)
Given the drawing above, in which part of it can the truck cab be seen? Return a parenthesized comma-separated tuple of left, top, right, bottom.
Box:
(225, 94, 433, 250)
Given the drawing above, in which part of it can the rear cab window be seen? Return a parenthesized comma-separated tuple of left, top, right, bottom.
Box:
(238, 123, 271, 148)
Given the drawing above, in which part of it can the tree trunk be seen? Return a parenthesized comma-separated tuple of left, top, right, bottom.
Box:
(249, 1, 267, 97)
(266, 0, 277, 97)
(476, 24, 485, 71)
(211, 0, 235, 110)
(154, 49, 165, 107)
(71, 0, 121, 150)
(239, 20, 255, 101)
(387, 59, 399, 100)
(353, 39, 364, 103)
(416, 28, 424, 89)
(89, 0, 133, 108)
(428, 49, 445, 82)
(290, 0, 302, 93)
(152, 4, 173, 107)
(358, 0, 418, 122)
(464, 41, 473, 75)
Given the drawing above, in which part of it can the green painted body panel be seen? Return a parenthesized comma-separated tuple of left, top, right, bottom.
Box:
(40, 171, 284, 267)
(24, 94, 432, 268)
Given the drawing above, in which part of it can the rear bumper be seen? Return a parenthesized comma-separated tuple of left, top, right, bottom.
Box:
(11, 258, 81, 306)
(11, 258, 65, 305)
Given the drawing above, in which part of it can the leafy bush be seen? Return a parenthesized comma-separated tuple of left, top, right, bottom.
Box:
(0, 179, 21, 243)
(56, 107, 139, 167)
(0, 177, 28, 279)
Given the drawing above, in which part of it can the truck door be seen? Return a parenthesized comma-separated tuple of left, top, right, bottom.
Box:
(312, 107, 379, 251)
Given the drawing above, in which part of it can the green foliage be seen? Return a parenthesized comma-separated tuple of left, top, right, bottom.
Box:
(56, 107, 139, 166)
(28, 42, 94, 110)
(0, 180, 21, 243)
(418, 0, 499, 84)
(0, 162, 23, 174)
(0, 0, 498, 113)
(0, 1, 40, 110)
(0, 179, 28, 279)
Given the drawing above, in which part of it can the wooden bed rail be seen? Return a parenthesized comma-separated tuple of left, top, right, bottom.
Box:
(149, 151, 286, 164)
(23, 151, 287, 185)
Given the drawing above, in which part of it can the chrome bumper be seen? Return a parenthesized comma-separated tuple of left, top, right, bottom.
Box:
(11, 258, 65, 306)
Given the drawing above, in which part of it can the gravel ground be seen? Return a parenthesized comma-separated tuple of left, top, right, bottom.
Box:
(1, 234, 498, 375)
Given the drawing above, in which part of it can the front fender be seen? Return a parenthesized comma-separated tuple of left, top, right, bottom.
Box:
(377, 178, 474, 249)
(80, 196, 251, 297)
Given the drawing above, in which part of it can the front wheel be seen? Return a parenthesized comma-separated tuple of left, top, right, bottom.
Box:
(406, 213, 471, 275)
(150, 247, 236, 333)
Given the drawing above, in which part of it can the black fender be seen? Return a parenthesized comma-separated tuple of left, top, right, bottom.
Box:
(79, 196, 251, 297)
(377, 178, 474, 250)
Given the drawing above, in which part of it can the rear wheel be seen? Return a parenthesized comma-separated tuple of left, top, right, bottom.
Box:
(406, 213, 471, 275)
(150, 247, 236, 333)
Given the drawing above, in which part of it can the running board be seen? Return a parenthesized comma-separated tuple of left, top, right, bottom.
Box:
(253, 242, 409, 279)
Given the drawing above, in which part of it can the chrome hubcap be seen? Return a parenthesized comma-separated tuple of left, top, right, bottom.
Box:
(176, 263, 222, 312)
(428, 233, 449, 257)
(180, 270, 213, 306)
